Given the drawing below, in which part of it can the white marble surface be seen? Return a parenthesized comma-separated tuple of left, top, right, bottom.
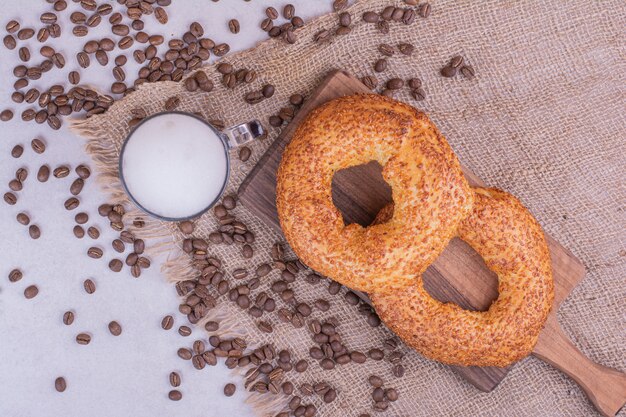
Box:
(0, 1, 335, 416)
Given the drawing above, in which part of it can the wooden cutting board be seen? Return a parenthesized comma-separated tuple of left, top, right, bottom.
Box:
(238, 70, 626, 417)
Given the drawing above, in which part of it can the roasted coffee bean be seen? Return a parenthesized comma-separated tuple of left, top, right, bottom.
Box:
(23, 284, 39, 298)
(398, 42, 414, 56)
(213, 43, 229, 56)
(168, 390, 182, 401)
(392, 364, 405, 377)
(155, 7, 168, 24)
(362, 11, 379, 23)
(3, 35, 16, 50)
(11, 145, 24, 158)
(87, 247, 103, 259)
(350, 351, 367, 363)
(238, 146, 251, 162)
(419, 3, 432, 18)
(372, 387, 385, 402)
(8, 179, 22, 191)
(83, 279, 96, 294)
(339, 12, 352, 27)
(283, 4, 295, 19)
(440, 65, 456, 77)
(4, 192, 17, 205)
(53, 165, 70, 178)
(76, 333, 91, 345)
(450, 55, 464, 69)
(73, 26, 88, 37)
(62, 311, 75, 325)
(95, 50, 108, 66)
(368, 348, 384, 360)
(460, 65, 475, 79)
(161, 315, 174, 330)
(77, 51, 90, 68)
(109, 259, 123, 272)
(31, 138, 46, 154)
(15, 212, 30, 226)
(6, 20, 20, 33)
(255, 264, 271, 278)
(8, 269, 23, 283)
(178, 325, 192, 337)
(69, 178, 85, 196)
(333, 0, 348, 11)
(385, 388, 399, 401)
(368, 375, 383, 388)
(379, 44, 394, 57)
(374, 59, 387, 73)
(18, 47, 31, 62)
(87, 226, 99, 239)
(386, 78, 405, 90)
(169, 372, 181, 387)
(177, 348, 192, 360)
(320, 358, 335, 370)
(17, 28, 35, 40)
(107, 321, 122, 336)
(55, 377, 67, 392)
(411, 87, 426, 101)
(73, 225, 85, 238)
(374, 401, 389, 411)
(228, 19, 240, 34)
(28, 225, 41, 239)
(64, 197, 79, 210)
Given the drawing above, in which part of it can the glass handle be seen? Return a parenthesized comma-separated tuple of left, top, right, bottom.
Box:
(222, 120, 264, 149)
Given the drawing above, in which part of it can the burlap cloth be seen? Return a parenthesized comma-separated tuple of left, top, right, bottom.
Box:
(72, 1, 626, 416)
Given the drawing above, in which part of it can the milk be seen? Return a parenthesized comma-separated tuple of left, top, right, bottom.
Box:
(121, 113, 228, 220)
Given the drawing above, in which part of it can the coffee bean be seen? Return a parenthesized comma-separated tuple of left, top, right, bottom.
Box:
(6, 20, 19, 33)
(257, 321, 273, 333)
(213, 43, 230, 56)
(178, 325, 192, 337)
(363, 11, 379, 23)
(339, 12, 352, 27)
(228, 19, 240, 34)
(374, 59, 387, 73)
(83, 279, 96, 294)
(392, 364, 405, 377)
(73, 225, 85, 238)
(169, 372, 181, 387)
(73, 26, 88, 37)
(460, 65, 475, 79)
(28, 225, 41, 239)
(95, 50, 108, 66)
(23, 284, 39, 299)
(108, 321, 122, 336)
(3, 35, 16, 50)
(18, 47, 31, 62)
(320, 358, 335, 370)
(155, 7, 168, 24)
(398, 42, 414, 56)
(53, 165, 70, 178)
(378, 44, 394, 57)
(161, 315, 174, 330)
(76, 333, 91, 345)
(387, 78, 405, 90)
(64, 197, 79, 210)
(8, 268, 23, 283)
(283, 4, 295, 19)
(31, 138, 46, 154)
(368, 348, 384, 360)
(109, 259, 123, 272)
(168, 390, 182, 401)
(238, 146, 251, 162)
(450, 55, 464, 69)
(87, 247, 103, 259)
(17, 28, 34, 40)
(177, 348, 192, 360)
(372, 387, 385, 402)
(418, 3, 432, 18)
(8, 179, 22, 191)
(385, 388, 399, 401)
(440, 65, 456, 78)
(55, 377, 66, 392)
(411, 87, 426, 101)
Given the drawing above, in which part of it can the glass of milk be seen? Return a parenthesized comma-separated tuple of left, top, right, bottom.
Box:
(119, 112, 264, 221)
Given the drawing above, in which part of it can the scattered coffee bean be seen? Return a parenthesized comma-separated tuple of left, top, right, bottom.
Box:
(460, 65, 475, 79)
(178, 325, 192, 337)
(11, 145, 24, 158)
(31, 138, 46, 153)
(161, 315, 174, 330)
(55, 377, 67, 392)
(73, 225, 85, 238)
(228, 19, 240, 34)
(108, 321, 122, 336)
(76, 333, 91, 345)
(87, 247, 103, 259)
(83, 278, 96, 294)
(168, 390, 182, 401)
(24, 285, 39, 299)
(224, 383, 236, 397)
(63, 311, 75, 325)
(28, 225, 41, 239)
(9, 269, 23, 283)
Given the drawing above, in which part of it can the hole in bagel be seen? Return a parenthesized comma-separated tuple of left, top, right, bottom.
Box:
(331, 161, 393, 227)
(422, 237, 499, 312)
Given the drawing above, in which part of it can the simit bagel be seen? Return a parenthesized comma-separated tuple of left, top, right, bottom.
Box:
(370, 187, 554, 367)
(276, 94, 473, 294)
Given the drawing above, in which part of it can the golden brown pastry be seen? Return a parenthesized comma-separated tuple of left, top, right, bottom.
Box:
(370, 187, 554, 367)
(276, 94, 473, 294)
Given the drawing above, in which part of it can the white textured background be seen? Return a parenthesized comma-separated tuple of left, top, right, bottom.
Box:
(0, 2, 334, 416)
